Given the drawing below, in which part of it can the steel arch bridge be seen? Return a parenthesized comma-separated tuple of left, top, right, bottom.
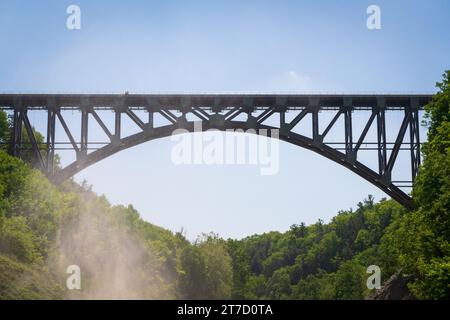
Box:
(0, 93, 432, 210)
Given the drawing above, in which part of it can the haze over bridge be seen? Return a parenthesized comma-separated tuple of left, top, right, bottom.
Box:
(0, 93, 433, 210)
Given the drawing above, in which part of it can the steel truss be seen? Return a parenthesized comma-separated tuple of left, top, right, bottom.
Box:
(0, 93, 431, 209)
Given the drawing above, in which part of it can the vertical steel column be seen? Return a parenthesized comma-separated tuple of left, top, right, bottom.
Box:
(409, 101, 421, 181)
(12, 108, 22, 157)
(344, 108, 353, 155)
(276, 97, 286, 128)
(309, 97, 320, 143)
(148, 109, 153, 128)
(312, 109, 319, 141)
(46, 108, 56, 175)
(376, 100, 387, 176)
(280, 110, 285, 126)
(80, 109, 88, 156)
(115, 110, 121, 139)
(342, 97, 353, 156)
(414, 108, 421, 169)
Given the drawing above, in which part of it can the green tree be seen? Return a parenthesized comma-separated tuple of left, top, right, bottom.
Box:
(0, 216, 42, 264)
(405, 71, 450, 299)
(333, 260, 368, 299)
(197, 233, 233, 299)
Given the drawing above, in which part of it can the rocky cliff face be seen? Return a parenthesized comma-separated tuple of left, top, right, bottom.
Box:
(368, 273, 416, 300)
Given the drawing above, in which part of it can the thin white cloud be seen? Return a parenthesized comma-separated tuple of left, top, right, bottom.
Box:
(268, 70, 312, 92)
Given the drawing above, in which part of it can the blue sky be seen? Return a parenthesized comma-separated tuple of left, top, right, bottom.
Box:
(1, 0, 449, 239)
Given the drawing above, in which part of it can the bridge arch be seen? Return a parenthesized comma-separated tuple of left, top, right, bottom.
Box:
(54, 120, 411, 209)
(1, 93, 431, 210)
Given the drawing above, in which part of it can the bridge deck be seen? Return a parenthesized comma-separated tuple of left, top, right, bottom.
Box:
(0, 93, 433, 111)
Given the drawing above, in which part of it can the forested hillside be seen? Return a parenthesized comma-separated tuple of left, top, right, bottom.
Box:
(0, 71, 448, 299)
(0, 150, 232, 299)
(228, 197, 410, 299)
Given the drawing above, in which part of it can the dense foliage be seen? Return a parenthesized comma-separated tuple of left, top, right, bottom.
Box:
(400, 71, 450, 298)
(0, 150, 232, 299)
(227, 197, 406, 299)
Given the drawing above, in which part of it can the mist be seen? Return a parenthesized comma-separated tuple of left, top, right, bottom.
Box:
(49, 193, 175, 299)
